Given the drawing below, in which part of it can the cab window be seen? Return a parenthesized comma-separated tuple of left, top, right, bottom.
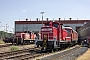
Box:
(53, 24, 58, 28)
(45, 24, 50, 26)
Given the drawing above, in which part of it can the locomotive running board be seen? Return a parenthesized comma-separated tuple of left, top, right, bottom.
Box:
(54, 47, 60, 49)
(60, 40, 67, 42)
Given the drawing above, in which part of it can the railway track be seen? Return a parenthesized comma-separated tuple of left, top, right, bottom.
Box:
(52, 46, 81, 60)
(0, 43, 12, 48)
(0, 45, 82, 60)
(0, 47, 35, 60)
(40, 46, 88, 60)
(0, 46, 51, 60)
(0, 43, 34, 49)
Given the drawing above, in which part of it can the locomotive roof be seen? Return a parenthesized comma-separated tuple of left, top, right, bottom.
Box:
(64, 27, 72, 29)
(44, 21, 60, 23)
(64, 27, 77, 33)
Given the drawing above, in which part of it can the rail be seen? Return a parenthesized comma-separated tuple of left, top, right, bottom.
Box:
(0, 45, 82, 60)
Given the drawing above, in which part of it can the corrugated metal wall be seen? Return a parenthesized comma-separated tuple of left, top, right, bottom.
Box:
(15, 24, 83, 32)
(78, 21, 90, 38)
(15, 24, 43, 32)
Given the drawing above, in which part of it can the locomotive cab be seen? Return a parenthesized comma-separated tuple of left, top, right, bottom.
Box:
(41, 27, 55, 51)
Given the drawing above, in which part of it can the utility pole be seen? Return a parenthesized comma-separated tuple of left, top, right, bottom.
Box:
(0, 22, 1, 28)
(5, 24, 9, 37)
(5, 24, 9, 33)
(0, 22, 1, 39)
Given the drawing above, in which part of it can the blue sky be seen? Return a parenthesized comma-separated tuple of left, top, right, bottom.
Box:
(0, 0, 90, 33)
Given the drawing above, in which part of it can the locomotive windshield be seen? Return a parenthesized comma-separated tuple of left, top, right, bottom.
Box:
(66, 29, 71, 33)
(24, 31, 31, 33)
(53, 24, 58, 28)
(45, 24, 50, 26)
(66, 29, 71, 37)
(62, 25, 65, 29)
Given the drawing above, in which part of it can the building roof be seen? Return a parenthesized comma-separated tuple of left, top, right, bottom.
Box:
(15, 20, 90, 24)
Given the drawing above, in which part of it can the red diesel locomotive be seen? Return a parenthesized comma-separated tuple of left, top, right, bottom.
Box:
(35, 21, 78, 51)
(13, 31, 36, 44)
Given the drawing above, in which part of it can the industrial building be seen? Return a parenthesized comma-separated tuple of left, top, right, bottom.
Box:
(15, 18, 90, 36)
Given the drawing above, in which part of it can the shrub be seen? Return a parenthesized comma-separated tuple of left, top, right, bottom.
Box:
(10, 46, 19, 51)
(0, 40, 5, 44)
